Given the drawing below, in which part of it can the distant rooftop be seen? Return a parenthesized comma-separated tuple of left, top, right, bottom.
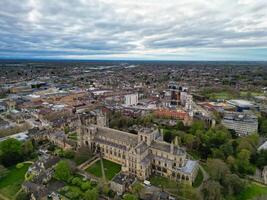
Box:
(227, 99, 254, 108)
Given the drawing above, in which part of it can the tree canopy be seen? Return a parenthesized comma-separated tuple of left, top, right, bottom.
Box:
(54, 160, 72, 181)
(0, 138, 23, 166)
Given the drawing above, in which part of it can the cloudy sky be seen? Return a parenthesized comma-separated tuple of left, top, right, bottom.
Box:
(0, 0, 267, 60)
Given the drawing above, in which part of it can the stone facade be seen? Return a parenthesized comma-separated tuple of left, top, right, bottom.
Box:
(77, 113, 198, 185)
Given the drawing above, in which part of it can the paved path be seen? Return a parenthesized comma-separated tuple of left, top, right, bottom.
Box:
(0, 193, 10, 200)
(100, 156, 106, 182)
(78, 154, 99, 170)
(14, 188, 22, 200)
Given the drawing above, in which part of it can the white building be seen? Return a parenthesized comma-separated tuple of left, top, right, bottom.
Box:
(124, 94, 138, 106)
(222, 112, 258, 136)
(179, 91, 193, 112)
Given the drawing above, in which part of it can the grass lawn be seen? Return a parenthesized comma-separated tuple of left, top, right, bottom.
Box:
(0, 163, 31, 198)
(240, 91, 266, 97)
(85, 159, 121, 180)
(206, 92, 236, 100)
(192, 169, 204, 188)
(149, 175, 178, 190)
(236, 182, 267, 200)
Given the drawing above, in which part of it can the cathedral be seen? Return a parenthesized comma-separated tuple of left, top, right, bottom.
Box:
(77, 111, 198, 185)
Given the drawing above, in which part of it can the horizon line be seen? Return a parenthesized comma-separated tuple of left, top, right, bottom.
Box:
(0, 58, 267, 63)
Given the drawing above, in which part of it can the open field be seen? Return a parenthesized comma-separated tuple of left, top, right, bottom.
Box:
(149, 175, 178, 190)
(0, 163, 31, 199)
(85, 159, 121, 180)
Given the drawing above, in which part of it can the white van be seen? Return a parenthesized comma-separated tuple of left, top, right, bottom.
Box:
(143, 180, 151, 186)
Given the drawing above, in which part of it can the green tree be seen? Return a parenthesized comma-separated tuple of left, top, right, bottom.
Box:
(236, 149, 255, 174)
(0, 138, 22, 166)
(132, 182, 144, 198)
(72, 177, 82, 186)
(178, 183, 202, 200)
(206, 159, 230, 181)
(222, 173, 246, 196)
(81, 181, 92, 191)
(182, 134, 196, 150)
(54, 160, 72, 181)
(237, 139, 254, 153)
(175, 120, 185, 130)
(22, 140, 34, 158)
(259, 118, 267, 136)
(163, 130, 173, 143)
(190, 120, 205, 135)
(64, 150, 75, 159)
(220, 142, 234, 158)
(84, 188, 98, 200)
(237, 149, 250, 163)
(202, 180, 222, 200)
(123, 194, 138, 200)
(226, 155, 237, 172)
(251, 150, 267, 169)
(211, 148, 225, 159)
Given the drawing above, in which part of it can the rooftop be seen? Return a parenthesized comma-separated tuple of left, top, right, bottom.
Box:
(227, 99, 255, 107)
(180, 160, 198, 174)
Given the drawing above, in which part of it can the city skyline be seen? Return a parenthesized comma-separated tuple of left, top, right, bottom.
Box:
(0, 0, 267, 61)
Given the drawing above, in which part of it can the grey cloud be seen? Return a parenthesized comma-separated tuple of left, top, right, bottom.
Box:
(0, 0, 267, 59)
